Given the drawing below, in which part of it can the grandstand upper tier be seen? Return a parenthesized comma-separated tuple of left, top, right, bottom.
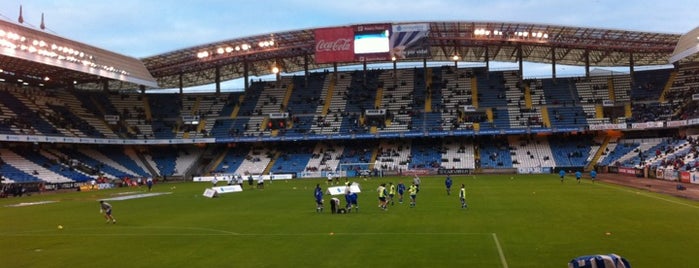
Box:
(3, 19, 696, 90)
(142, 21, 693, 89)
(0, 19, 157, 90)
(1, 19, 699, 145)
(0, 64, 695, 144)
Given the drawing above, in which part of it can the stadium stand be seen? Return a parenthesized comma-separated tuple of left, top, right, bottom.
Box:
(3, 64, 699, 185)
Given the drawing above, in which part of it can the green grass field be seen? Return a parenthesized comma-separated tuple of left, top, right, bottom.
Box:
(2, 174, 699, 267)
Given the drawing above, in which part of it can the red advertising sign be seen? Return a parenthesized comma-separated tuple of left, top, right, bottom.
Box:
(680, 171, 691, 183)
(314, 27, 354, 64)
(618, 167, 637, 176)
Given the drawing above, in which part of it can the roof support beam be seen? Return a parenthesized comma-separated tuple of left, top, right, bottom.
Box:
(303, 54, 309, 88)
(517, 44, 523, 79)
(179, 73, 183, 94)
(485, 46, 490, 72)
(629, 53, 635, 84)
(215, 66, 221, 94)
(551, 47, 557, 82)
(243, 57, 249, 91)
(584, 50, 590, 78)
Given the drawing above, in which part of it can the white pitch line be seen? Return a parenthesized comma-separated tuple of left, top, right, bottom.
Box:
(492, 233, 509, 268)
(0, 230, 493, 237)
(596, 182, 699, 209)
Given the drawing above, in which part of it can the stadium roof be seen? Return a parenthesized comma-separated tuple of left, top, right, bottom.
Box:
(669, 26, 699, 64)
(143, 21, 685, 89)
(0, 19, 157, 90)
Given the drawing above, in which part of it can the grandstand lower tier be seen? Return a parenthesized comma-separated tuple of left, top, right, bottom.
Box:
(2, 130, 697, 186)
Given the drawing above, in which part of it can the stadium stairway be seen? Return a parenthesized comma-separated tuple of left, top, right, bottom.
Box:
(541, 105, 551, 128)
(142, 95, 152, 121)
(607, 78, 616, 102)
(595, 105, 604, 118)
(374, 86, 383, 110)
(231, 94, 244, 118)
(192, 96, 202, 116)
(129, 148, 158, 176)
(282, 83, 294, 110)
(624, 103, 632, 118)
(658, 71, 677, 103)
(196, 119, 207, 135)
(264, 151, 281, 175)
(369, 147, 379, 170)
(321, 75, 335, 116)
(524, 84, 532, 109)
(208, 147, 230, 174)
(370, 85, 384, 134)
(471, 76, 479, 108)
(585, 135, 611, 171)
(260, 117, 269, 131)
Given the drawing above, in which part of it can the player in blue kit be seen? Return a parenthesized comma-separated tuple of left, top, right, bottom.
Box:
(575, 171, 582, 184)
(590, 170, 597, 183)
(314, 184, 324, 213)
(445, 175, 453, 195)
(396, 181, 406, 204)
(345, 187, 358, 212)
(559, 169, 566, 183)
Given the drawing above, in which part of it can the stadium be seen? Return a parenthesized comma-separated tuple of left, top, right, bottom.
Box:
(2, 3, 699, 268)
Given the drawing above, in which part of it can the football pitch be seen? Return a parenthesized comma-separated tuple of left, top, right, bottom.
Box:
(2, 174, 699, 267)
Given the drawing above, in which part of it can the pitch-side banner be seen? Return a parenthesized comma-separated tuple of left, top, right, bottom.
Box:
(314, 27, 354, 64)
(390, 23, 430, 59)
(326, 183, 361, 196)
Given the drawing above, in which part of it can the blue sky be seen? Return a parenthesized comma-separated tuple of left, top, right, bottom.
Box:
(1, 0, 697, 89)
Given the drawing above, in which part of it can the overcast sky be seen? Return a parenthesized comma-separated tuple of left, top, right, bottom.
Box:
(1, 0, 697, 89)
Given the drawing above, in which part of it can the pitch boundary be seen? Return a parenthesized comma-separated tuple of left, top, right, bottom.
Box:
(596, 182, 699, 209)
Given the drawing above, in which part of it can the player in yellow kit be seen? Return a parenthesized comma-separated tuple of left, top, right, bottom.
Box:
(408, 182, 418, 208)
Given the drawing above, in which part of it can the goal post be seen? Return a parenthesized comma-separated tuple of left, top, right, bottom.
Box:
(337, 163, 371, 178)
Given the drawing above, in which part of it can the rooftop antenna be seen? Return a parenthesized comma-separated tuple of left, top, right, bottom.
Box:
(40, 12, 45, 30)
(18, 5, 24, 24)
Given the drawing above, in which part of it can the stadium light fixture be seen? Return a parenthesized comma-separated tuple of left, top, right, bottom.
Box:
(0, 27, 129, 75)
(196, 51, 209, 58)
(452, 55, 460, 61)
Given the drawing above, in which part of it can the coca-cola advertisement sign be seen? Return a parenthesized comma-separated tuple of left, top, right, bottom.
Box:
(316, 38, 352, 52)
(314, 27, 354, 63)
